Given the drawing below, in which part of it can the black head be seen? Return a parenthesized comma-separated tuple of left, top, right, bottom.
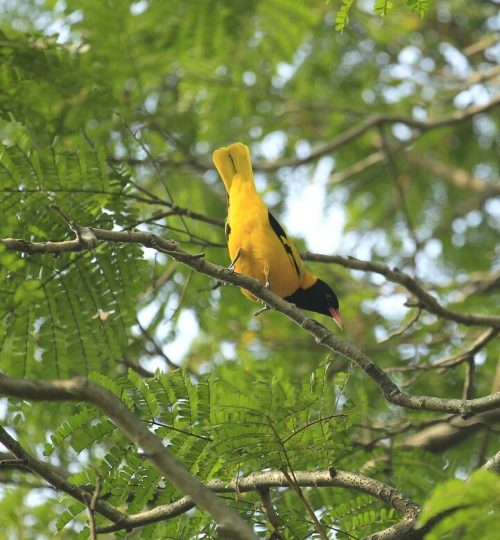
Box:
(285, 279, 343, 330)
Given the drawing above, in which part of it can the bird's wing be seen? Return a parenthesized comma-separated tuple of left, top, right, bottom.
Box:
(268, 211, 302, 279)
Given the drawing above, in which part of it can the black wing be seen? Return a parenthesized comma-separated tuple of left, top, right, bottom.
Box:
(268, 211, 301, 278)
(225, 193, 231, 241)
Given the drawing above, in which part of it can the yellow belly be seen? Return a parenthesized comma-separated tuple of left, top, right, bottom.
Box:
(227, 183, 303, 299)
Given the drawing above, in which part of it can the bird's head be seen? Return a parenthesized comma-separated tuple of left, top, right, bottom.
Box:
(299, 278, 344, 330)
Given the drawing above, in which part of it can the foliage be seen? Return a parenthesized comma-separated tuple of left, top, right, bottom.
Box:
(418, 470, 500, 540)
(0, 0, 498, 539)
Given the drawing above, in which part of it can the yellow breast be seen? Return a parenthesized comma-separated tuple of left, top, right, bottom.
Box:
(227, 180, 304, 298)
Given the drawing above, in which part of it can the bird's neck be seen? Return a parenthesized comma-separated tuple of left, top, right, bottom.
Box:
(302, 270, 317, 290)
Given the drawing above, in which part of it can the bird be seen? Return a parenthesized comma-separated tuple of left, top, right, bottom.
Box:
(212, 142, 343, 329)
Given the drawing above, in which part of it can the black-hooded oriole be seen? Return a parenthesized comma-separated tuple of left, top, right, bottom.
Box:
(213, 142, 343, 329)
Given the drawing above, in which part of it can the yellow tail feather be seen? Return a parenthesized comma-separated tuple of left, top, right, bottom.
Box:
(212, 142, 254, 193)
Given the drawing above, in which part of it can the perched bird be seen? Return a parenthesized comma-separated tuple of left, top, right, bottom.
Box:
(213, 142, 343, 329)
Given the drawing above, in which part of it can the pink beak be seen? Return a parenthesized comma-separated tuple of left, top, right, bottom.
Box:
(328, 308, 344, 331)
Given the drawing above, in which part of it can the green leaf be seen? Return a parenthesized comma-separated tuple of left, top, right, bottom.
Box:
(418, 470, 500, 540)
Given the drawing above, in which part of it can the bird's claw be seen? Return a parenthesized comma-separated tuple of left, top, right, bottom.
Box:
(254, 305, 270, 316)
(263, 263, 270, 289)
(228, 247, 242, 272)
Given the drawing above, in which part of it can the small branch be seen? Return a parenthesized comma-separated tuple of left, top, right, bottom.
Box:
(87, 476, 101, 540)
(401, 409, 500, 453)
(126, 208, 224, 229)
(121, 357, 155, 378)
(50, 204, 98, 248)
(463, 35, 499, 57)
(483, 450, 500, 473)
(282, 414, 346, 444)
(255, 96, 500, 171)
(462, 358, 475, 400)
(406, 151, 500, 195)
(0, 376, 258, 540)
(137, 321, 181, 371)
(123, 122, 194, 243)
(329, 149, 386, 184)
(303, 252, 500, 329)
(379, 310, 421, 343)
(387, 328, 498, 372)
(0, 458, 28, 469)
(281, 467, 328, 540)
(435, 328, 497, 369)
(378, 127, 420, 256)
(258, 488, 283, 539)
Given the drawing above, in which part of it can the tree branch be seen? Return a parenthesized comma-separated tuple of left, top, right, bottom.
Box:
(387, 328, 498, 372)
(96, 468, 420, 533)
(364, 434, 500, 539)
(0, 375, 258, 540)
(0, 426, 126, 526)
(255, 96, 500, 171)
(362, 516, 422, 540)
(406, 151, 500, 195)
(401, 409, 500, 453)
(2, 228, 499, 414)
(3, 230, 498, 328)
(258, 488, 283, 539)
(483, 450, 500, 473)
(303, 252, 500, 328)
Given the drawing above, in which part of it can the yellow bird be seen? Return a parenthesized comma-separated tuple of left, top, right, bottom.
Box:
(213, 142, 343, 329)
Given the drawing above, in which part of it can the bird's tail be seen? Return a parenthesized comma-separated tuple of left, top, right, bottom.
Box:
(213, 142, 254, 193)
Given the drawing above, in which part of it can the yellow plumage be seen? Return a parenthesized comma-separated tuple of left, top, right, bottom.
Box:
(213, 142, 317, 300)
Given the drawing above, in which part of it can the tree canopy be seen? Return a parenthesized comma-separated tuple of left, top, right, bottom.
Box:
(0, 1, 499, 539)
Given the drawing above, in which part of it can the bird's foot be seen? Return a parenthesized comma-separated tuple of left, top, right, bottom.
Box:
(254, 305, 270, 317)
(228, 247, 242, 272)
(263, 263, 270, 289)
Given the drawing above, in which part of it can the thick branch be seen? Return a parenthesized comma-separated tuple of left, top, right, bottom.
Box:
(3, 231, 498, 329)
(0, 375, 257, 540)
(0, 426, 126, 525)
(97, 469, 420, 533)
(2, 229, 500, 414)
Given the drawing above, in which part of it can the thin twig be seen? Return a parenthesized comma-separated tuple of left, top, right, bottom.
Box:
(87, 475, 101, 540)
(462, 358, 475, 401)
(387, 328, 498, 372)
(258, 488, 283, 539)
(378, 126, 420, 257)
(379, 309, 422, 343)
